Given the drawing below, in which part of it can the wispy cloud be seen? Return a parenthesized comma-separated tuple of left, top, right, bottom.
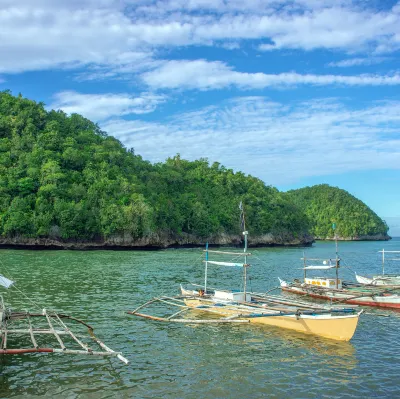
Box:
(327, 57, 391, 67)
(141, 59, 400, 90)
(50, 91, 166, 121)
(100, 97, 400, 185)
(0, 1, 399, 74)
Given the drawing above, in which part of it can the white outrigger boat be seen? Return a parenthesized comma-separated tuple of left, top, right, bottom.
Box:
(355, 250, 400, 286)
(0, 272, 128, 363)
(129, 206, 362, 342)
(279, 232, 400, 309)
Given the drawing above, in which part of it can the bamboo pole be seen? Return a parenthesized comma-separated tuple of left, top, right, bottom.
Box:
(54, 313, 92, 352)
(2, 329, 7, 350)
(131, 312, 249, 323)
(88, 330, 129, 365)
(251, 294, 358, 311)
(159, 295, 188, 303)
(204, 250, 252, 256)
(11, 313, 95, 331)
(167, 308, 190, 320)
(128, 298, 161, 315)
(52, 349, 124, 356)
(5, 329, 77, 335)
(205, 242, 208, 294)
(154, 297, 187, 308)
(0, 348, 123, 356)
(27, 315, 38, 349)
(44, 311, 66, 350)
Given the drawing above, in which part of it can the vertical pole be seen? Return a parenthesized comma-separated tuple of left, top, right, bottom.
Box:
(205, 242, 208, 294)
(382, 249, 385, 276)
(243, 231, 248, 299)
(303, 251, 306, 281)
(335, 257, 339, 289)
(333, 223, 339, 289)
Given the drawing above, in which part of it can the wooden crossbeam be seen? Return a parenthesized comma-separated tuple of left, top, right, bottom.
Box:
(44, 311, 66, 350)
(27, 315, 38, 349)
(54, 313, 92, 353)
(204, 250, 252, 256)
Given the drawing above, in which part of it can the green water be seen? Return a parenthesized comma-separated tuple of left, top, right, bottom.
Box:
(1, 239, 400, 398)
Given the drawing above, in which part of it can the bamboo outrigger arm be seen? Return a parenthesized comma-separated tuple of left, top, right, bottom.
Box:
(0, 310, 129, 364)
(127, 294, 359, 326)
(127, 295, 250, 324)
(128, 311, 250, 323)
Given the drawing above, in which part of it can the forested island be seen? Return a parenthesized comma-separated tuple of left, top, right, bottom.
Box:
(0, 91, 390, 249)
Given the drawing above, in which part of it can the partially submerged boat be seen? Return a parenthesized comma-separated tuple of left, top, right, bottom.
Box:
(129, 206, 362, 342)
(279, 242, 400, 309)
(0, 273, 128, 363)
(355, 249, 400, 286)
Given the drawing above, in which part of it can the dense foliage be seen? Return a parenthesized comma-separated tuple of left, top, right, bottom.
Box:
(285, 185, 389, 238)
(0, 91, 310, 243)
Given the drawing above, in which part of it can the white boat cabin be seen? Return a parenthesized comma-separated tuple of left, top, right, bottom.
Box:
(213, 290, 251, 302)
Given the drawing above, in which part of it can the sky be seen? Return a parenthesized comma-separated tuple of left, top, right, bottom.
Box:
(0, 0, 399, 236)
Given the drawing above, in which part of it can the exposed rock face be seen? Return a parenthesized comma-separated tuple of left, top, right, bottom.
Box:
(0, 231, 314, 250)
(316, 234, 391, 241)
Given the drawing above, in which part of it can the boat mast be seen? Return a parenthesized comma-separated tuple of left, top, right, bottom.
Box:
(204, 242, 209, 294)
(333, 223, 339, 289)
(243, 230, 248, 297)
(240, 201, 248, 297)
(382, 249, 385, 276)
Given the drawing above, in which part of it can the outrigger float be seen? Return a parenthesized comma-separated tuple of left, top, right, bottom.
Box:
(0, 275, 128, 363)
(129, 206, 362, 342)
(279, 227, 400, 309)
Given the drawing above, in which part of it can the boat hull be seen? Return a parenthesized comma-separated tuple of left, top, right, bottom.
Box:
(281, 285, 400, 309)
(355, 273, 400, 286)
(183, 298, 360, 341)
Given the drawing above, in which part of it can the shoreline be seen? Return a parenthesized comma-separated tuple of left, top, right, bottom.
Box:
(0, 234, 391, 250)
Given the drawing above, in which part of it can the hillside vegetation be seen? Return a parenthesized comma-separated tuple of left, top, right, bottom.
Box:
(0, 90, 313, 247)
(285, 185, 389, 239)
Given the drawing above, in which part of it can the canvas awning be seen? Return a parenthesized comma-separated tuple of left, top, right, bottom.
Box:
(0, 274, 14, 289)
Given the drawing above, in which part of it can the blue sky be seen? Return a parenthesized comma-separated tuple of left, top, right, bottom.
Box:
(1, 0, 400, 236)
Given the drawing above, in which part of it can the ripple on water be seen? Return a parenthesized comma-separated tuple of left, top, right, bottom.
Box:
(0, 242, 400, 398)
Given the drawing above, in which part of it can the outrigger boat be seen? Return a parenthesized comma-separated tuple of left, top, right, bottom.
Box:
(355, 250, 400, 286)
(279, 227, 400, 309)
(129, 206, 362, 342)
(0, 273, 128, 363)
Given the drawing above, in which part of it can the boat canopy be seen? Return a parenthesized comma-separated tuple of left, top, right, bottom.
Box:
(0, 274, 14, 289)
(203, 261, 244, 267)
(301, 265, 336, 270)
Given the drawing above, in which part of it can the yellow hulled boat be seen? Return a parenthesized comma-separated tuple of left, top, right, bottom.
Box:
(129, 203, 362, 342)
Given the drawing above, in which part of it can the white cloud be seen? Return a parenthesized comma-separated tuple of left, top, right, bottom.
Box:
(50, 91, 166, 121)
(101, 96, 400, 185)
(0, 1, 399, 74)
(142, 59, 400, 90)
(328, 57, 391, 67)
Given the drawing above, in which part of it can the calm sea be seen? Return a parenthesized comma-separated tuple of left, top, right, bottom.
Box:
(1, 238, 399, 398)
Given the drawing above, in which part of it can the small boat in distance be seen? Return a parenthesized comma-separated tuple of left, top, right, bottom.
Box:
(0, 272, 128, 363)
(355, 249, 400, 286)
(129, 204, 362, 342)
(279, 228, 400, 309)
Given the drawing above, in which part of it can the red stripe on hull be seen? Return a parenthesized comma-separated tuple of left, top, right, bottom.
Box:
(281, 287, 400, 309)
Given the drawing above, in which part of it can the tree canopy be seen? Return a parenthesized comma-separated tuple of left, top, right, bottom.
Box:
(285, 184, 389, 238)
(0, 91, 389, 245)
